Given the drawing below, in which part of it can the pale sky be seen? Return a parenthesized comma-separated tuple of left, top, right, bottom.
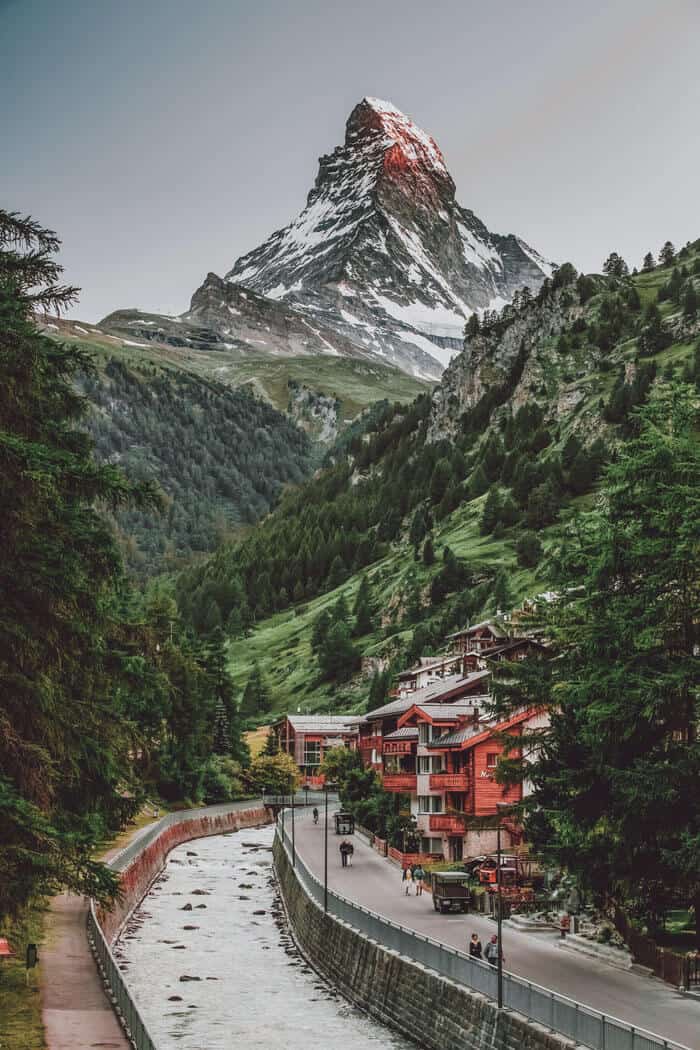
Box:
(3, 0, 699, 322)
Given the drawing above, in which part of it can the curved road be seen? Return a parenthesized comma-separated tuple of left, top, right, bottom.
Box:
(290, 810, 700, 1050)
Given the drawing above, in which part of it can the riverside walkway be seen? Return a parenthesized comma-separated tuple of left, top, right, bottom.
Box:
(291, 809, 700, 1050)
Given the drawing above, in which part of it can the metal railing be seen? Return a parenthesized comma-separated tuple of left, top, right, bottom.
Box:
(87, 900, 157, 1050)
(275, 816, 691, 1050)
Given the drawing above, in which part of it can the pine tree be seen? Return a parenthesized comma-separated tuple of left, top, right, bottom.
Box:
(422, 536, 435, 566)
(683, 283, 698, 319)
(469, 464, 489, 498)
(240, 662, 270, 719)
(642, 251, 655, 272)
(515, 531, 543, 568)
(409, 506, 428, 551)
(480, 486, 502, 535)
(310, 609, 331, 653)
(659, 240, 676, 266)
(352, 575, 374, 636)
(491, 570, 511, 614)
(492, 385, 700, 936)
(328, 553, 347, 588)
(367, 668, 392, 712)
(204, 627, 248, 764)
(465, 312, 480, 338)
(0, 210, 161, 914)
(317, 621, 360, 682)
(602, 252, 629, 278)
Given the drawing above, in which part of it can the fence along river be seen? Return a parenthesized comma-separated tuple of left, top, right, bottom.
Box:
(114, 823, 413, 1049)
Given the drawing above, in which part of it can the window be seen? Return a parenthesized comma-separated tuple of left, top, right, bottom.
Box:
(419, 795, 443, 813)
(486, 752, 499, 769)
(419, 755, 444, 773)
(418, 723, 431, 744)
(421, 836, 443, 854)
(304, 741, 321, 766)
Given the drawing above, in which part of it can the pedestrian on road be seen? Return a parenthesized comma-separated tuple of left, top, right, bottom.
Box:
(485, 934, 503, 967)
(402, 865, 413, 895)
(413, 864, 425, 895)
(340, 840, 350, 867)
(469, 933, 483, 960)
(347, 841, 354, 866)
(312, 807, 319, 825)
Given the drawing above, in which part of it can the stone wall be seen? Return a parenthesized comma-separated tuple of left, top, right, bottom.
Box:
(274, 837, 572, 1050)
(97, 804, 269, 943)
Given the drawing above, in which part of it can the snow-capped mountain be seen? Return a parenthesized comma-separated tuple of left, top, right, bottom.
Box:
(223, 97, 553, 378)
(101, 98, 552, 380)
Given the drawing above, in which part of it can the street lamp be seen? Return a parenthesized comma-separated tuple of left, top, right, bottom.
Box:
(324, 783, 329, 912)
(291, 789, 296, 868)
(323, 781, 339, 913)
(495, 801, 514, 1011)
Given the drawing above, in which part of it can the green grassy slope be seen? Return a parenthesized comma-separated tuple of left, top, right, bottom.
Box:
(42, 317, 429, 419)
(227, 493, 579, 715)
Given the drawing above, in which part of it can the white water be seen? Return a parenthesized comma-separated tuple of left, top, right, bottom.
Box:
(116, 824, 413, 1048)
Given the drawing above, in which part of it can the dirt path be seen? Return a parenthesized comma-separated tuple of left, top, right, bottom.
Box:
(41, 821, 160, 1050)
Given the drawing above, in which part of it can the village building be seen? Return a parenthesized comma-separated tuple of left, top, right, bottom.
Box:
(271, 714, 361, 786)
(395, 653, 465, 697)
(358, 669, 491, 772)
(356, 617, 551, 862)
(447, 620, 510, 654)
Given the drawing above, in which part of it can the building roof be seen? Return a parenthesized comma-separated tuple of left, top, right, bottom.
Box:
(427, 707, 541, 750)
(447, 620, 509, 640)
(427, 723, 486, 748)
(481, 638, 547, 659)
(383, 726, 419, 741)
(362, 669, 490, 724)
(397, 654, 462, 679)
(283, 714, 361, 734)
(412, 700, 480, 722)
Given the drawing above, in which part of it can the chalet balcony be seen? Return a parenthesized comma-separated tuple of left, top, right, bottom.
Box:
(429, 772, 469, 791)
(360, 734, 383, 752)
(382, 773, 417, 793)
(429, 813, 468, 833)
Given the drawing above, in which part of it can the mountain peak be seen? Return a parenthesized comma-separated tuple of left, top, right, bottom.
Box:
(345, 97, 449, 181)
(221, 99, 552, 379)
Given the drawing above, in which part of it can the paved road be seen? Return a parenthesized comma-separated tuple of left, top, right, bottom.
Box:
(290, 810, 700, 1050)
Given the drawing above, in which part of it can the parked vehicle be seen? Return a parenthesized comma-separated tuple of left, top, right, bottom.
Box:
(431, 870, 472, 914)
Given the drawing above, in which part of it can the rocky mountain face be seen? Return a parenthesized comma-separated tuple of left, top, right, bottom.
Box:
(224, 97, 552, 378)
(429, 287, 589, 442)
(101, 98, 551, 380)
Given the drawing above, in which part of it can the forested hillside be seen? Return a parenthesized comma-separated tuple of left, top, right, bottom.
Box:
(174, 239, 700, 713)
(81, 358, 316, 576)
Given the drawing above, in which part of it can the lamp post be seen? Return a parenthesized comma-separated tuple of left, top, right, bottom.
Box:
(495, 801, 514, 1011)
(324, 784, 329, 912)
(496, 816, 503, 1009)
(291, 788, 296, 868)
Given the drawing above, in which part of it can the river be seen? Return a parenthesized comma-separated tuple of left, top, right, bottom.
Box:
(115, 823, 415, 1049)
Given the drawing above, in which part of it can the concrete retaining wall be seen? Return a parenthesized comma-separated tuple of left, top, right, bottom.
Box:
(97, 804, 269, 943)
(274, 837, 573, 1050)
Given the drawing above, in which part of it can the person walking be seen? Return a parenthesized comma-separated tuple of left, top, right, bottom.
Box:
(312, 806, 319, 825)
(340, 840, 350, 867)
(347, 841, 354, 866)
(412, 864, 425, 896)
(469, 933, 483, 960)
(402, 865, 413, 895)
(485, 934, 503, 967)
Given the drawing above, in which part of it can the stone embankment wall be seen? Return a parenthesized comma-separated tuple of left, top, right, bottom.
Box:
(274, 838, 570, 1050)
(98, 804, 269, 943)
